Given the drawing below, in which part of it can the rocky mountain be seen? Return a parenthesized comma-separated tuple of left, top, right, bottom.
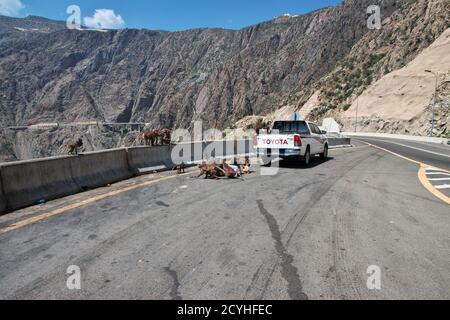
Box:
(1, 0, 447, 161)
(297, 0, 450, 135)
(0, 15, 66, 34)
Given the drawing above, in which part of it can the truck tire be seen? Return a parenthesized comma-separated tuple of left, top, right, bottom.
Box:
(320, 145, 329, 159)
(304, 147, 311, 167)
(262, 160, 272, 167)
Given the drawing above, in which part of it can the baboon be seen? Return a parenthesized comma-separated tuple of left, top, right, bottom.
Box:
(253, 118, 271, 134)
(68, 138, 83, 155)
(173, 162, 186, 174)
(141, 128, 172, 146)
(222, 160, 242, 179)
(197, 162, 220, 179)
(159, 128, 172, 145)
(141, 130, 159, 146)
(241, 158, 251, 174)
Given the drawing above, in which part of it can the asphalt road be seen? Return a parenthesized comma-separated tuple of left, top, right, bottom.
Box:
(355, 136, 450, 198)
(354, 136, 450, 171)
(0, 140, 449, 300)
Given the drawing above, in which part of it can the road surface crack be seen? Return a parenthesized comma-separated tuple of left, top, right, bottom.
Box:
(257, 200, 308, 300)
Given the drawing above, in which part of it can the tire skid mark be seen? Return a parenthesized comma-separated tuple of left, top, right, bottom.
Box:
(283, 151, 377, 248)
(245, 263, 263, 296)
(259, 262, 278, 300)
(257, 200, 308, 300)
(246, 150, 379, 300)
(164, 266, 182, 300)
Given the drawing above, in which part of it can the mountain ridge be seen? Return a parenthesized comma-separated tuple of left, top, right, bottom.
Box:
(2, 0, 448, 161)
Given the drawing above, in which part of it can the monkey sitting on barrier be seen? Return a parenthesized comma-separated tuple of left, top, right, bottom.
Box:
(141, 130, 159, 146)
(159, 128, 172, 145)
(68, 138, 83, 155)
(141, 128, 172, 146)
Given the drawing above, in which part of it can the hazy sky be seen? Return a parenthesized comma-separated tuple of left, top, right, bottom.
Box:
(1, 0, 342, 31)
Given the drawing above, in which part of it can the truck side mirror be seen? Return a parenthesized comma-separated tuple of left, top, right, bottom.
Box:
(321, 130, 327, 135)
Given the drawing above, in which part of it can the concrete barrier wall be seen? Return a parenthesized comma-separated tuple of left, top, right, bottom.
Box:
(0, 137, 350, 215)
(0, 172, 7, 213)
(175, 140, 253, 164)
(0, 149, 133, 213)
(71, 149, 133, 189)
(127, 146, 173, 174)
(0, 156, 81, 212)
(328, 138, 352, 147)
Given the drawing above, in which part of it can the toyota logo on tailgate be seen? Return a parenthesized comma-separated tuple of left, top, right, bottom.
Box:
(263, 139, 289, 145)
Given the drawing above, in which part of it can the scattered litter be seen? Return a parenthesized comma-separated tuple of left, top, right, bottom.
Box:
(179, 185, 188, 189)
(36, 199, 46, 205)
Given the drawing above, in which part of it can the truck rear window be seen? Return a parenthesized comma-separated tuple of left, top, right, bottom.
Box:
(272, 121, 310, 135)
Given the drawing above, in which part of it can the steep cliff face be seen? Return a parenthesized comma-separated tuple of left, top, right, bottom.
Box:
(301, 0, 450, 135)
(0, 0, 430, 161)
(0, 0, 405, 130)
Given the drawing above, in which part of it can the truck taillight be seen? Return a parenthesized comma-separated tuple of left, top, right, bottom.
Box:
(294, 135, 302, 147)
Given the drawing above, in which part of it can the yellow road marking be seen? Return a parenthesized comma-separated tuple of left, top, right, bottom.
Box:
(0, 172, 191, 236)
(357, 139, 450, 205)
(418, 165, 450, 206)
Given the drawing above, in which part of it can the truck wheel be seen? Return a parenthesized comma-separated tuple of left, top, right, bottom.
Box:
(262, 160, 272, 167)
(304, 148, 311, 167)
(320, 145, 329, 159)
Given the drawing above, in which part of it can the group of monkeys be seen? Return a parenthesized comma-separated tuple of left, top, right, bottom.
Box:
(68, 118, 270, 156)
(195, 158, 252, 179)
(140, 128, 172, 146)
(67, 128, 172, 155)
(68, 131, 252, 180)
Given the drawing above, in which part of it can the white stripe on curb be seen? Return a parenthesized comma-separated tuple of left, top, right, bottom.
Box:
(435, 185, 450, 190)
(429, 178, 450, 181)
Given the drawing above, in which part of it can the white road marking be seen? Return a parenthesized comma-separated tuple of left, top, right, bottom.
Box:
(429, 178, 450, 181)
(365, 139, 450, 158)
(410, 140, 450, 152)
(426, 172, 450, 176)
(435, 185, 450, 190)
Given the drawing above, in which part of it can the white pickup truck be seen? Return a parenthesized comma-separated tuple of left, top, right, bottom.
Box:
(255, 120, 329, 166)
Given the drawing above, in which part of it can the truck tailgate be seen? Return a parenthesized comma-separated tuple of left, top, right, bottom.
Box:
(257, 135, 297, 149)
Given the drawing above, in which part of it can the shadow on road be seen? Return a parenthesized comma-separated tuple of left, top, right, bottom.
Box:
(279, 157, 334, 170)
